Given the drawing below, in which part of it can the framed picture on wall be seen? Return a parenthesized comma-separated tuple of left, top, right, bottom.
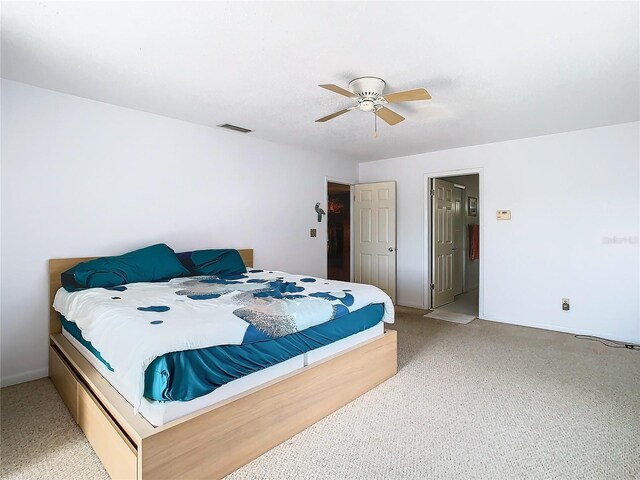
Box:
(468, 197, 478, 216)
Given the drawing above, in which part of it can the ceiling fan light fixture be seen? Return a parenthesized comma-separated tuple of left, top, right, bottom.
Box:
(359, 99, 376, 112)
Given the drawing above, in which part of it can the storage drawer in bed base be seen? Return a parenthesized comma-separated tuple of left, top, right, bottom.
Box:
(49, 344, 137, 479)
(49, 345, 79, 422)
(77, 382, 137, 479)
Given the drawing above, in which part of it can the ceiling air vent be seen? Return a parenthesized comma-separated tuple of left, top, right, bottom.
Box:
(218, 123, 252, 133)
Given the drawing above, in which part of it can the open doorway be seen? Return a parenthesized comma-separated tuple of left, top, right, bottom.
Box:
(429, 174, 480, 318)
(327, 182, 351, 281)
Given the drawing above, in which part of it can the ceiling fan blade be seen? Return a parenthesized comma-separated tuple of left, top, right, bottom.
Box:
(319, 84, 356, 98)
(376, 107, 405, 125)
(315, 108, 353, 123)
(383, 88, 432, 103)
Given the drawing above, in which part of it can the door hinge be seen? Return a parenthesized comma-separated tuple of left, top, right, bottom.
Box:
(430, 189, 435, 196)
(430, 283, 435, 290)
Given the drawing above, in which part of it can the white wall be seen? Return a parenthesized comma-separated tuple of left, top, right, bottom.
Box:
(360, 122, 640, 343)
(0, 80, 357, 386)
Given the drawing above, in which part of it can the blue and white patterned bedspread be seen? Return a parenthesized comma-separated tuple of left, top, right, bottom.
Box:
(53, 269, 394, 411)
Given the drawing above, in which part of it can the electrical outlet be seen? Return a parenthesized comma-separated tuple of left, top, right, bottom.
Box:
(562, 298, 570, 311)
(310, 228, 316, 238)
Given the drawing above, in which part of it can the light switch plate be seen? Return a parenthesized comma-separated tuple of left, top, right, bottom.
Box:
(310, 228, 316, 237)
(496, 210, 511, 220)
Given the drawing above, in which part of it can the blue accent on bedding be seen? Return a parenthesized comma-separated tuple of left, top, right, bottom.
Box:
(60, 303, 383, 402)
(182, 249, 247, 276)
(137, 306, 171, 312)
(62, 243, 189, 292)
(60, 316, 114, 371)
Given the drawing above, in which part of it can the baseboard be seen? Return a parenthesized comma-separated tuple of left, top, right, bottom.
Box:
(396, 301, 426, 310)
(482, 316, 640, 345)
(0, 367, 48, 388)
(395, 303, 637, 344)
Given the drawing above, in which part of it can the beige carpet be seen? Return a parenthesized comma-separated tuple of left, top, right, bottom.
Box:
(2, 307, 639, 479)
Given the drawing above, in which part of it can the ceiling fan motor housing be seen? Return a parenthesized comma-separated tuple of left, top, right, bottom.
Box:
(349, 77, 388, 112)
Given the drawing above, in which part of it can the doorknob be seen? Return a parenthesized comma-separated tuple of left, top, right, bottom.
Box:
(388, 247, 395, 252)
(451, 246, 457, 251)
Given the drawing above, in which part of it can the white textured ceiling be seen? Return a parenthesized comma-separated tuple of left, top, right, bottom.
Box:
(2, 1, 639, 161)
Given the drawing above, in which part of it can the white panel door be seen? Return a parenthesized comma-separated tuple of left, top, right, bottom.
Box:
(354, 182, 396, 303)
(432, 179, 455, 308)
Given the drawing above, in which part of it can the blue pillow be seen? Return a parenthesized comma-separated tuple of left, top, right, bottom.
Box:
(62, 244, 189, 292)
(187, 249, 247, 276)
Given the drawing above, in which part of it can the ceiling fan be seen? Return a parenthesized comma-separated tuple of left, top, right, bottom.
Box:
(316, 76, 431, 126)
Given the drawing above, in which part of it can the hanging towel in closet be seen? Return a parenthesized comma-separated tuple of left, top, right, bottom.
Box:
(469, 224, 480, 260)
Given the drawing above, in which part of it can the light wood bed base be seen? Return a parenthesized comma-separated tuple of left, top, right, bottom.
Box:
(48, 251, 398, 479)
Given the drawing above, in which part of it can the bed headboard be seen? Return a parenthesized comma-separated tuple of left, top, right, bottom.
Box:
(48, 249, 254, 334)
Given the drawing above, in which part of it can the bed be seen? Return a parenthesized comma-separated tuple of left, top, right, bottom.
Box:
(48, 248, 397, 479)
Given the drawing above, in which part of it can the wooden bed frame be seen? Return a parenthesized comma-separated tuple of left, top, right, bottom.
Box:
(48, 250, 398, 479)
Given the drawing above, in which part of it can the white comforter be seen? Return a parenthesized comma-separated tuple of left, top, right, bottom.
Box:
(53, 269, 394, 411)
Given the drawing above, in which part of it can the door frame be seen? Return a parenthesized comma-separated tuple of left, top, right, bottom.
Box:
(325, 176, 356, 282)
(423, 168, 484, 318)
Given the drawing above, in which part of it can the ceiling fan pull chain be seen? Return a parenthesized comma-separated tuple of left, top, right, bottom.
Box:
(374, 110, 378, 138)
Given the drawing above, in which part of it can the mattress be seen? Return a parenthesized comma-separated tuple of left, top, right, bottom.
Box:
(61, 302, 384, 402)
(63, 320, 384, 426)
